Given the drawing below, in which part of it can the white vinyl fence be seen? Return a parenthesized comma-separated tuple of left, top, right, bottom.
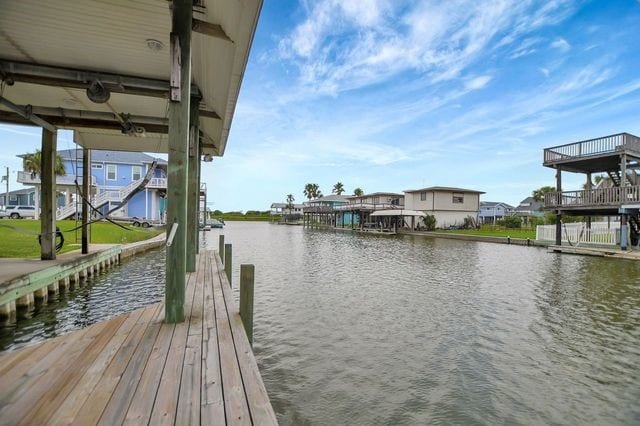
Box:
(536, 222, 621, 246)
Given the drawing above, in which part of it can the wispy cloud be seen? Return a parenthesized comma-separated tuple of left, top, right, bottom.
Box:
(465, 75, 493, 90)
(550, 37, 571, 52)
(278, 1, 576, 96)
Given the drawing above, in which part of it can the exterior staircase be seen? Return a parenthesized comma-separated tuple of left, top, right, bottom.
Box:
(56, 178, 148, 220)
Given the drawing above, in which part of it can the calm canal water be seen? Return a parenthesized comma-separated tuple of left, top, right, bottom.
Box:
(2, 222, 640, 424)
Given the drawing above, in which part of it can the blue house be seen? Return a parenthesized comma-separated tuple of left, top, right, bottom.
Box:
(17, 149, 167, 220)
(478, 201, 514, 224)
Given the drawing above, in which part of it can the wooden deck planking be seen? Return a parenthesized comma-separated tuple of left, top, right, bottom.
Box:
(0, 250, 276, 425)
(202, 252, 226, 425)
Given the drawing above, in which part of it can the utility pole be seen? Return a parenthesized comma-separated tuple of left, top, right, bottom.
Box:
(1, 167, 8, 207)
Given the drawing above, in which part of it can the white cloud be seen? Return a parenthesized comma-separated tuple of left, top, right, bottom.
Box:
(539, 67, 550, 77)
(550, 37, 571, 52)
(277, 1, 577, 96)
(465, 75, 492, 90)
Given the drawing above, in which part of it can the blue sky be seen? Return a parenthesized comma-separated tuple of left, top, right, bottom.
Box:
(2, 0, 640, 211)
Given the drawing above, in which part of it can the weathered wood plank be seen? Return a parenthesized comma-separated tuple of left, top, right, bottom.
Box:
(19, 314, 128, 425)
(176, 254, 205, 425)
(149, 266, 198, 425)
(122, 322, 175, 425)
(49, 308, 146, 425)
(97, 306, 164, 425)
(201, 252, 226, 425)
(0, 321, 108, 421)
(72, 304, 160, 425)
(210, 251, 252, 425)
(215, 253, 278, 425)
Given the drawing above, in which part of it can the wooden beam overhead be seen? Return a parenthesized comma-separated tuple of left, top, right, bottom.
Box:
(192, 18, 233, 43)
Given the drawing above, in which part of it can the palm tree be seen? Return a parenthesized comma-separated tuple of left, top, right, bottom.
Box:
(22, 150, 66, 178)
(303, 183, 314, 201)
(303, 183, 321, 200)
(532, 186, 555, 202)
(285, 194, 295, 213)
(332, 182, 345, 195)
(353, 187, 364, 196)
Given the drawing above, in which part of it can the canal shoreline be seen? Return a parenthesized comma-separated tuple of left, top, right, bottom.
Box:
(0, 233, 166, 319)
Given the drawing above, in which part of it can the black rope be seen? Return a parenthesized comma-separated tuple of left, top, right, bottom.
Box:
(38, 226, 64, 252)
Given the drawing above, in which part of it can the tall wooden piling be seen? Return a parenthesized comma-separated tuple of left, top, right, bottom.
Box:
(240, 264, 255, 346)
(165, 0, 192, 323)
(40, 128, 57, 260)
(219, 235, 225, 263)
(224, 243, 232, 285)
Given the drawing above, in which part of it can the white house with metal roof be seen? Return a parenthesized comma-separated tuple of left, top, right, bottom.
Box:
(404, 186, 484, 228)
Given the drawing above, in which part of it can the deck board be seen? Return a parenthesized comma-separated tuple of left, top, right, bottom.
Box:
(0, 250, 276, 425)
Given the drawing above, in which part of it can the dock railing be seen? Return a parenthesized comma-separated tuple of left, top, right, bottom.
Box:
(543, 133, 640, 165)
(544, 185, 640, 208)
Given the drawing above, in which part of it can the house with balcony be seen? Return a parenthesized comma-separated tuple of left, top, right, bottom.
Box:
(513, 196, 544, 224)
(543, 132, 640, 249)
(479, 201, 514, 224)
(403, 186, 484, 229)
(17, 148, 168, 220)
(334, 192, 404, 227)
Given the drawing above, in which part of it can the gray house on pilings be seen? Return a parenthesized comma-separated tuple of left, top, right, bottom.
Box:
(543, 133, 640, 250)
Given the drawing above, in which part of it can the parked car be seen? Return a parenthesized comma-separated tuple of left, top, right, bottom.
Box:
(5, 205, 36, 219)
(0, 209, 8, 219)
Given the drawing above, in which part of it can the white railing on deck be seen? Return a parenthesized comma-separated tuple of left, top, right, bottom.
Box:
(17, 171, 96, 186)
(536, 222, 620, 245)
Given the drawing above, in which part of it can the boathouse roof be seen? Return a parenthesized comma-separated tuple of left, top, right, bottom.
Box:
(0, 0, 262, 157)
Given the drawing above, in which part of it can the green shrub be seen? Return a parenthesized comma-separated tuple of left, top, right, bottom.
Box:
(503, 216, 522, 228)
(423, 214, 436, 231)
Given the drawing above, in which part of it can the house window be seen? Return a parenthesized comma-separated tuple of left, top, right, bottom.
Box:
(106, 164, 117, 180)
(420, 192, 427, 201)
(132, 165, 142, 181)
(92, 163, 103, 169)
(9, 195, 17, 201)
(452, 193, 464, 204)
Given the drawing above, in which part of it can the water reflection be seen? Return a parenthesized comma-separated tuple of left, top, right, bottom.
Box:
(0, 248, 166, 352)
(207, 222, 640, 425)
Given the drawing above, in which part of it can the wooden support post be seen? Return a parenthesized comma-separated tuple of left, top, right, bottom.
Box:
(40, 128, 57, 260)
(196, 144, 201, 255)
(219, 234, 225, 263)
(48, 280, 59, 296)
(165, 0, 192, 324)
(186, 101, 199, 272)
(240, 264, 255, 346)
(82, 148, 90, 254)
(224, 243, 232, 286)
(620, 153, 627, 186)
(555, 167, 562, 246)
(621, 213, 628, 251)
(0, 301, 16, 318)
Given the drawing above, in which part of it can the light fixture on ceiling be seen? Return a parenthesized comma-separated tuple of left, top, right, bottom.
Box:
(86, 80, 110, 103)
(146, 39, 164, 52)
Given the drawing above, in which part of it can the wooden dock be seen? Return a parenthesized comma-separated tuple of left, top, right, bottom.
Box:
(0, 250, 277, 425)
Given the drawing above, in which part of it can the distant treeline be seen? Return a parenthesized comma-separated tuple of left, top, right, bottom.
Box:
(209, 210, 272, 221)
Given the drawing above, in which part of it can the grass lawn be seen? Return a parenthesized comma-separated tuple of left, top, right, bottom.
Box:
(438, 225, 537, 240)
(0, 219, 162, 258)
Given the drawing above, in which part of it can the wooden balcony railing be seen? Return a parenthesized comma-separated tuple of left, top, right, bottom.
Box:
(543, 133, 640, 165)
(544, 185, 640, 208)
